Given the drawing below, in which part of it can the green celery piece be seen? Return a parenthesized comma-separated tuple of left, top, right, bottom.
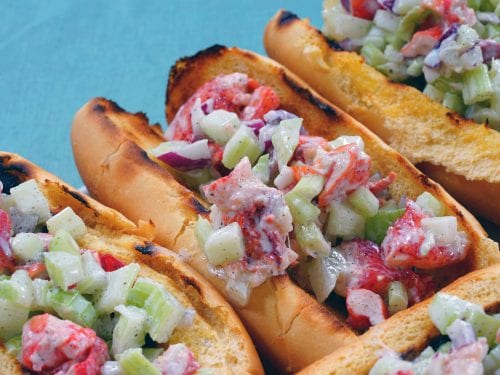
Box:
(127, 277, 161, 308)
(143, 290, 184, 343)
(442, 92, 466, 115)
(222, 126, 261, 169)
(361, 44, 387, 67)
(397, 7, 430, 42)
(118, 348, 160, 375)
(49, 229, 80, 255)
(289, 175, 324, 201)
(0, 281, 20, 302)
(92, 314, 118, 341)
(466, 311, 500, 347)
(44, 251, 84, 291)
(112, 304, 148, 357)
(194, 216, 213, 248)
(48, 288, 97, 327)
(295, 223, 330, 257)
(463, 64, 494, 105)
(271, 118, 302, 169)
(5, 335, 22, 356)
(364, 208, 405, 244)
(0, 299, 30, 341)
(252, 154, 270, 184)
(428, 293, 483, 333)
(467, 0, 482, 9)
(285, 193, 321, 225)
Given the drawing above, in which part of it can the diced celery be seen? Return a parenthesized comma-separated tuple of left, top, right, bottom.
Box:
(0, 299, 30, 341)
(0, 193, 16, 211)
(423, 84, 445, 102)
(361, 44, 387, 67)
(10, 179, 51, 224)
(200, 109, 241, 145)
(387, 281, 408, 315)
(203, 223, 245, 266)
(44, 251, 84, 291)
(48, 288, 97, 327)
(393, 0, 421, 14)
(222, 126, 262, 169)
(326, 201, 365, 240)
(9, 270, 34, 308)
(363, 26, 387, 50)
(407, 57, 424, 77)
(194, 216, 213, 248)
(348, 186, 380, 218)
(285, 193, 321, 225)
(252, 154, 270, 184)
(483, 345, 500, 374)
(32, 279, 53, 312)
(5, 335, 21, 357)
(308, 256, 338, 303)
(0, 280, 20, 303)
(374, 10, 401, 33)
(421, 217, 457, 246)
(442, 92, 465, 115)
(467, 0, 482, 9)
(329, 135, 364, 150)
(322, 4, 373, 40)
(428, 293, 483, 333)
(94, 263, 140, 314)
(118, 348, 160, 375)
(10, 233, 44, 263)
(77, 251, 107, 295)
(463, 64, 494, 105)
(289, 175, 325, 201)
(93, 314, 118, 341)
(46, 207, 86, 239)
(396, 7, 429, 41)
(295, 223, 331, 257)
(143, 288, 185, 343)
(127, 277, 161, 308)
(142, 348, 165, 362)
(415, 192, 445, 217)
(49, 229, 80, 255)
(112, 304, 148, 356)
(369, 355, 413, 375)
(467, 311, 500, 347)
(175, 168, 213, 191)
(364, 208, 405, 244)
(271, 118, 302, 169)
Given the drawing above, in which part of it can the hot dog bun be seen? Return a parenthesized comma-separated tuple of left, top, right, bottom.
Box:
(299, 263, 500, 374)
(264, 10, 500, 226)
(72, 46, 498, 372)
(0, 152, 264, 375)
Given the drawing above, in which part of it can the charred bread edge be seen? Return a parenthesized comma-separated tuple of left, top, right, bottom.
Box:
(299, 264, 500, 374)
(0, 152, 264, 375)
(263, 10, 500, 225)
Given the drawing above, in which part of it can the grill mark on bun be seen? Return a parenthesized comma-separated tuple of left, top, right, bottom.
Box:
(0, 156, 32, 193)
(180, 274, 203, 295)
(277, 10, 299, 26)
(190, 197, 209, 215)
(135, 242, 156, 255)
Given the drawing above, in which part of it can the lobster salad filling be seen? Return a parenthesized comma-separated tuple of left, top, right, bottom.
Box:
(155, 73, 469, 327)
(370, 293, 500, 375)
(322, 0, 500, 129)
(0, 180, 200, 375)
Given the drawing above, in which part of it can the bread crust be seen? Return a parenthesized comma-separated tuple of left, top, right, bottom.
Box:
(0, 152, 263, 375)
(72, 46, 498, 372)
(263, 10, 500, 225)
(299, 263, 500, 375)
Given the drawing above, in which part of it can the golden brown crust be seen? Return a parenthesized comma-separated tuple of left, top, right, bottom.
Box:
(263, 10, 500, 225)
(299, 264, 500, 375)
(72, 98, 357, 373)
(72, 46, 498, 372)
(0, 152, 263, 375)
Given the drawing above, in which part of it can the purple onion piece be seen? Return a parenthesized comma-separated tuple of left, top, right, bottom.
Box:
(243, 119, 266, 135)
(377, 0, 395, 11)
(424, 48, 442, 69)
(479, 39, 500, 62)
(341, 0, 351, 12)
(263, 109, 298, 125)
(201, 98, 214, 115)
(447, 319, 476, 350)
(158, 152, 211, 171)
(437, 25, 459, 47)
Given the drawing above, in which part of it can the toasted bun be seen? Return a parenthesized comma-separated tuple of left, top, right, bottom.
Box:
(264, 10, 500, 225)
(299, 263, 500, 374)
(72, 46, 498, 372)
(0, 152, 263, 375)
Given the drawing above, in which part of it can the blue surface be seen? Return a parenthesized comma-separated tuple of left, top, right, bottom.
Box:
(1, 1, 321, 186)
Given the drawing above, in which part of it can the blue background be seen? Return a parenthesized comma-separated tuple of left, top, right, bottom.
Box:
(1, 1, 321, 187)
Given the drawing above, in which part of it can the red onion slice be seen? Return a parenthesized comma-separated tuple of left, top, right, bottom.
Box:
(156, 139, 211, 171)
